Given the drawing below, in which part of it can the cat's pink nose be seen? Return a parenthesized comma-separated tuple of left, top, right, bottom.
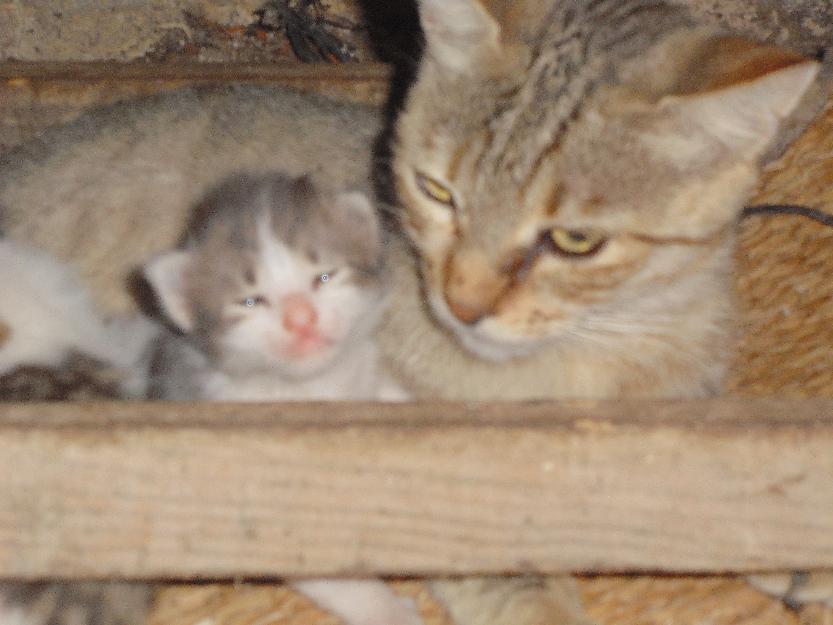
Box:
(282, 293, 318, 334)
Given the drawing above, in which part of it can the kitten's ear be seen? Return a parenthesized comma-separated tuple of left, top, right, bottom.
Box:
(333, 191, 382, 261)
(143, 251, 194, 333)
(660, 37, 820, 155)
(418, 0, 502, 72)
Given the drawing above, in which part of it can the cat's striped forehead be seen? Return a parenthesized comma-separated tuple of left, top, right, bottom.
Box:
(413, 0, 688, 187)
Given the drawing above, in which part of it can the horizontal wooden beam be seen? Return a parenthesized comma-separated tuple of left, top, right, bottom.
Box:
(1, 399, 832, 580)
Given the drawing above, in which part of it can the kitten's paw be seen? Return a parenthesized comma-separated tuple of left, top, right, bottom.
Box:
(0, 582, 154, 625)
(430, 576, 595, 625)
(748, 572, 833, 610)
(292, 578, 424, 625)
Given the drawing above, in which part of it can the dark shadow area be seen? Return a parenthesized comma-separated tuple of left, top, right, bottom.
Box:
(355, 0, 424, 225)
(356, 0, 422, 108)
(126, 267, 179, 335)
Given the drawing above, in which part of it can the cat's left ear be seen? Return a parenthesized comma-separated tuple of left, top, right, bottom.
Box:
(659, 36, 820, 156)
(143, 250, 194, 333)
(418, 0, 503, 73)
(333, 191, 382, 263)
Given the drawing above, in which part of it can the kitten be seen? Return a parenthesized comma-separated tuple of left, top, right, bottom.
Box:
(0, 88, 413, 625)
(0, 239, 151, 395)
(0, 2, 825, 623)
(379, 0, 820, 620)
(143, 171, 404, 402)
(142, 170, 417, 625)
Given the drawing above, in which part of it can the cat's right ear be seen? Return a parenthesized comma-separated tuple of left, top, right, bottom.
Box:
(418, 0, 502, 72)
(658, 36, 820, 157)
(143, 251, 194, 333)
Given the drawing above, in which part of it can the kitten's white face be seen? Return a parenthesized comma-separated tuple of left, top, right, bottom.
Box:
(144, 173, 384, 380)
(218, 220, 381, 378)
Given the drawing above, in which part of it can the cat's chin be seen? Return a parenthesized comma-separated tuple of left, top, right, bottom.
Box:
(428, 296, 545, 363)
(275, 346, 344, 378)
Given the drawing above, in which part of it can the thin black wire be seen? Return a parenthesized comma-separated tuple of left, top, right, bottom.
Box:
(741, 204, 833, 228)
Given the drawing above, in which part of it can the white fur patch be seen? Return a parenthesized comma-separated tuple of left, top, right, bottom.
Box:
(292, 579, 423, 625)
(0, 241, 151, 375)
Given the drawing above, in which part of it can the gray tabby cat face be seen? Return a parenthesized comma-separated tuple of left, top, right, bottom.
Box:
(393, 0, 818, 361)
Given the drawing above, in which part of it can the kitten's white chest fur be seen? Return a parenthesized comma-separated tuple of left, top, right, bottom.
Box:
(200, 341, 404, 401)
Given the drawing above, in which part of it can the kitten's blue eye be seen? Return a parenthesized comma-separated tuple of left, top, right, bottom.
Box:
(313, 269, 338, 290)
(239, 295, 268, 308)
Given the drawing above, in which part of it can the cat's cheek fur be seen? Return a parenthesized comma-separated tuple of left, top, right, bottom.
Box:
(426, 293, 544, 362)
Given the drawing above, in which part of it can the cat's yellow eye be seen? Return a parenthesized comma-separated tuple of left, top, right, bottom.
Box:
(549, 227, 606, 257)
(415, 172, 455, 208)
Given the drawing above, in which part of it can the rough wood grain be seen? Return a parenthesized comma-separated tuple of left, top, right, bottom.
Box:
(1, 399, 832, 580)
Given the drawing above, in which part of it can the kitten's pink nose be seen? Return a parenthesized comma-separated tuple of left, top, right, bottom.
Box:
(282, 293, 318, 334)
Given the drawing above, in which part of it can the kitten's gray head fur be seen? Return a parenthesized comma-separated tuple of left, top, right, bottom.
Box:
(144, 172, 385, 378)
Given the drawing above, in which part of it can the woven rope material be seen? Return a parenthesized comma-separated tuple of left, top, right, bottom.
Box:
(730, 100, 833, 397)
(147, 102, 833, 625)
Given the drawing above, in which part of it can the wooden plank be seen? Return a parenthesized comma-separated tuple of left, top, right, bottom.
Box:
(1, 399, 832, 580)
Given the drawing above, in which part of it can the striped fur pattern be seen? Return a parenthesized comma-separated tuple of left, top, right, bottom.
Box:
(382, 0, 819, 400)
(382, 2, 821, 621)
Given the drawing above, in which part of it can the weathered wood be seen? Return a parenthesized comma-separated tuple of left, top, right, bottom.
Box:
(1, 399, 832, 580)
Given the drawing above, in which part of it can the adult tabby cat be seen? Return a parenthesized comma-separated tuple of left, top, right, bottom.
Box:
(0, 0, 823, 624)
(381, 0, 822, 618)
(380, 0, 820, 400)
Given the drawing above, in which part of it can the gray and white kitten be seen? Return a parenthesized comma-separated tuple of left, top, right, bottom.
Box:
(143, 171, 418, 625)
(143, 171, 406, 402)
